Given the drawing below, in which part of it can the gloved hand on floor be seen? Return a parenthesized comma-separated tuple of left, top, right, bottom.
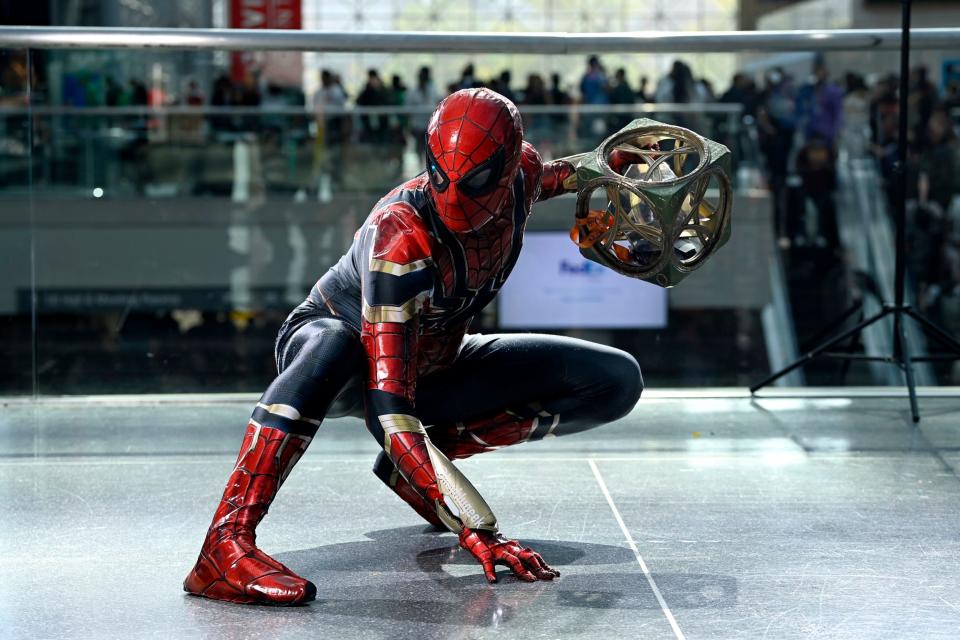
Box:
(458, 528, 561, 583)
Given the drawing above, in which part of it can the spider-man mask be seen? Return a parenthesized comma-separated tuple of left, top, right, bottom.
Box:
(425, 88, 523, 233)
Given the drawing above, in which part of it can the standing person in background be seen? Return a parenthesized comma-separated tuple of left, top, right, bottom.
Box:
(637, 76, 652, 103)
(720, 72, 759, 166)
(356, 69, 389, 144)
(312, 69, 349, 197)
(579, 55, 609, 140)
(236, 70, 262, 132)
(699, 77, 717, 102)
(796, 59, 843, 149)
(104, 76, 124, 129)
(918, 109, 959, 214)
(261, 84, 288, 137)
(209, 74, 236, 133)
(388, 74, 408, 146)
(579, 55, 609, 105)
(390, 74, 407, 106)
(495, 70, 516, 103)
(312, 69, 349, 145)
(549, 72, 572, 137)
(757, 68, 797, 242)
(609, 68, 635, 133)
(237, 71, 262, 106)
(129, 79, 148, 106)
(944, 79, 960, 114)
(389, 74, 407, 108)
(385, 74, 408, 171)
(915, 109, 960, 340)
(868, 73, 901, 207)
(795, 60, 843, 248)
(521, 73, 549, 144)
(872, 103, 901, 207)
(869, 74, 899, 149)
(405, 66, 441, 155)
(795, 133, 840, 248)
(334, 74, 348, 100)
(655, 60, 706, 130)
(521, 73, 548, 106)
(720, 72, 760, 118)
(841, 73, 870, 159)
(185, 80, 204, 107)
(178, 79, 206, 144)
(909, 66, 937, 148)
(105, 76, 122, 106)
(550, 73, 571, 109)
(521, 73, 550, 105)
(698, 76, 720, 137)
(457, 63, 479, 91)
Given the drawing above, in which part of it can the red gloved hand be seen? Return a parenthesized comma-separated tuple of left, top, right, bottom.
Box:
(609, 142, 661, 174)
(458, 528, 561, 583)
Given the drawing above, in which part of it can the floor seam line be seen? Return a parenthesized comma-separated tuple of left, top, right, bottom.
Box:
(588, 459, 686, 640)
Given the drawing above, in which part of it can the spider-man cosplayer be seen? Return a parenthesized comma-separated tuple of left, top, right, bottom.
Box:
(184, 88, 643, 605)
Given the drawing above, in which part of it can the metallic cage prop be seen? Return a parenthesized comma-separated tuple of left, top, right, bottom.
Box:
(569, 119, 732, 288)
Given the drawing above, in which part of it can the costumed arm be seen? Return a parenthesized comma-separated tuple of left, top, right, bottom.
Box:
(527, 141, 647, 203)
(360, 206, 557, 582)
(521, 142, 576, 203)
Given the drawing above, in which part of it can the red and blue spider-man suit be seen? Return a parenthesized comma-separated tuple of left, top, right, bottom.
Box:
(184, 88, 643, 605)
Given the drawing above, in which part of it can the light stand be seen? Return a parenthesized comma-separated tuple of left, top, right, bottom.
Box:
(750, 0, 960, 422)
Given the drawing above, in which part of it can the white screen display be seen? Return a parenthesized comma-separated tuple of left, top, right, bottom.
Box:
(498, 232, 668, 329)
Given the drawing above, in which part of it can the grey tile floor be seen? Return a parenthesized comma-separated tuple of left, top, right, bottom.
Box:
(1, 391, 960, 640)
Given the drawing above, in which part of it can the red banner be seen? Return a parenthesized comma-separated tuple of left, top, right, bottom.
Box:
(230, 0, 302, 84)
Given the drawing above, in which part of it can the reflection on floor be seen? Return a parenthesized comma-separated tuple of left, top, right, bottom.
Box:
(2, 391, 960, 639)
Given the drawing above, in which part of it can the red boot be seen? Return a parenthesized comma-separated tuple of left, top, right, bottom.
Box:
(183, 422, 317, 605)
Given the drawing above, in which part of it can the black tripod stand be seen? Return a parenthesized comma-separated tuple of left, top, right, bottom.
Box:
(750, 0, 960, 422)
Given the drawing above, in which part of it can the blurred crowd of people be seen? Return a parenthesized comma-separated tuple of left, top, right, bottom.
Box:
(7, 56, 729, 145)
(736, 60, 959, 244)
(709, 55, 960, 367)
(6, 52, 960, 303)
(730, 58, 959, 337)
(5, 48, 960, 255)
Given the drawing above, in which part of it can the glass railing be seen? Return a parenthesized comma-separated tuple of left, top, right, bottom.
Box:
(0, 102, 749, 199)
(2, 33, 958, 394)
